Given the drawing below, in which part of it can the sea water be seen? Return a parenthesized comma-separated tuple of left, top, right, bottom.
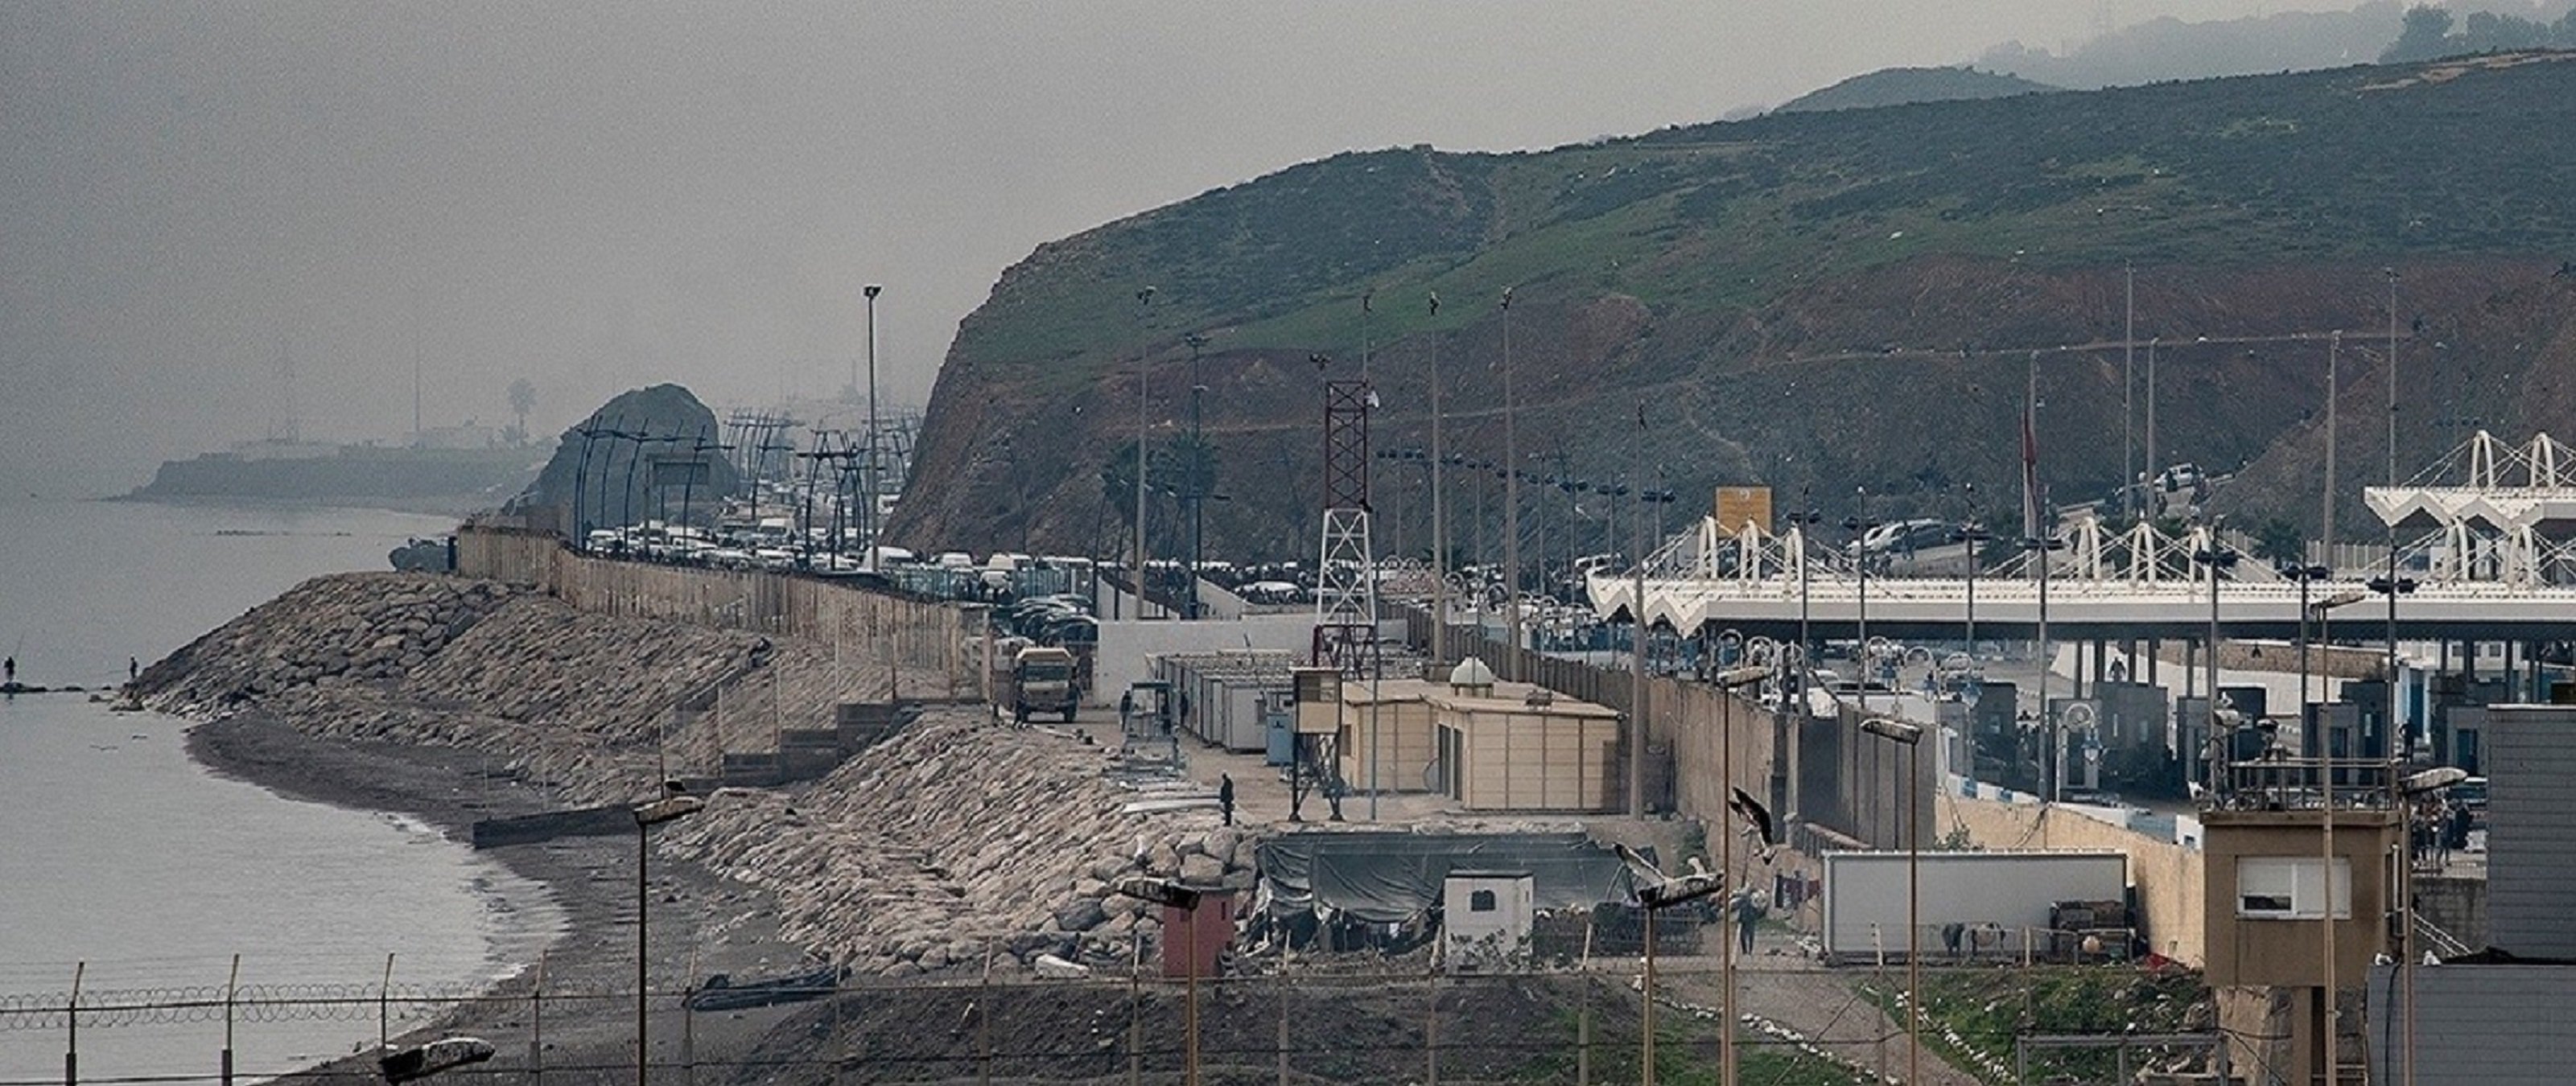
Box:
(0, 498, 564, 1084)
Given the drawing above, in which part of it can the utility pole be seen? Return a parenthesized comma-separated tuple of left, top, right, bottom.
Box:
(1428, 292, 1446, 668)
(1185, 332, 1210, 619)
(1135, 286, 1156, 619)
(2325, 331, 2341, 563)
(1629, 401, 1647, 818)
(2124, 262, 2136, 520)
(1502, 286, 1523, 679)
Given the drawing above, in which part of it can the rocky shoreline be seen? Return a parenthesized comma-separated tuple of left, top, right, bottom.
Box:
(145, 570, 1263, 1080)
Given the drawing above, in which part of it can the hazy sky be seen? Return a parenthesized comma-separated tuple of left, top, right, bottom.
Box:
(0, 1, 2363, 496)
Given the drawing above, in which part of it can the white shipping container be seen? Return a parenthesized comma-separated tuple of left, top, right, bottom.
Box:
(1820, 850, 2128, 963)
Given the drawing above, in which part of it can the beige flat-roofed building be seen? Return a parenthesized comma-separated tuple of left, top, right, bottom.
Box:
(1420, 661, 1622, 812)
(1337, 677, 1445, 794)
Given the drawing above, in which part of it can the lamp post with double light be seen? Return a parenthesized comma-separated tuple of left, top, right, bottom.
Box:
(2191, 537, 2240, 797)
(1861, 717, 1925, 1086)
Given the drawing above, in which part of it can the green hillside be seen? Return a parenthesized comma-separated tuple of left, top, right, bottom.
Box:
(901, 52, 2576, 563)
(1772, 65, 2057, 114)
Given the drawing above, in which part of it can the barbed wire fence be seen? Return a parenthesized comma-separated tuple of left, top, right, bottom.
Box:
(0, 958, 2020, 1086)
(2, 940, 2240, 1086)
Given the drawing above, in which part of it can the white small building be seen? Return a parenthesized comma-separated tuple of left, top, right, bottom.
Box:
(1442, 870, 1535, 973)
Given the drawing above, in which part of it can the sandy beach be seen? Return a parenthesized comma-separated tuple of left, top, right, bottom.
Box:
(188, 714, 819, 1085)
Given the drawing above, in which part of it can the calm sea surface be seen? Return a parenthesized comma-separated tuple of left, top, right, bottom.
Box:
(0, 498, 563, 1084)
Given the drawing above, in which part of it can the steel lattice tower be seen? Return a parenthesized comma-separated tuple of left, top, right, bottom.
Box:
(1313, 378, 1379, 673)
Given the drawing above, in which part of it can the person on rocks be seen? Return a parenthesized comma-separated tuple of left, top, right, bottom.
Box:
(3, 656, 14, 685)
(127, 656, 138, 682)
(1218, 772, 1236, 826)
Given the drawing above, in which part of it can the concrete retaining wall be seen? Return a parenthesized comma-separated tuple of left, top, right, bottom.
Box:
(455, 525, 975, 697)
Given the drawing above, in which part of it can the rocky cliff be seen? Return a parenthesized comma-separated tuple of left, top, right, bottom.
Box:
(892, 52, 2576, 559)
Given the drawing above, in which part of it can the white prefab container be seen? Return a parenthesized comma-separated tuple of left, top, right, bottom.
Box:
(1443, 870, 1535, 973)
(1820, 850, 2129, 963)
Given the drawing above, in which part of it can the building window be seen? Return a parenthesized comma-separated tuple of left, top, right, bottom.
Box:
(1469, 890, 1498, 913)
(2236, 857, 2351, 919)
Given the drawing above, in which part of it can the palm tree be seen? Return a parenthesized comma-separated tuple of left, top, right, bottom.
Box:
(506, 379, 537, 443)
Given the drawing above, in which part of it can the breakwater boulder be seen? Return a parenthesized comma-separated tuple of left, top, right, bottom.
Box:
(141, 573, 518, 711)
(670, 712, 1262, 977)
(148, 570, 1248, 979)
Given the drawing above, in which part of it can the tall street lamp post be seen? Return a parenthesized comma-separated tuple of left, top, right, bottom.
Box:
(1113, 876, 1206, 1086)
(2308, 585, 2368, 1086)
(861, 284, 882, 563)
(1952, 521, 1991, 658)
(633, 788, 705, 1086)
(2192, 537, 2240, 796)
(2394, 765, 2467, 1086)
(2281, 562, 2332, 726)
(1861, 718, 1925, 1086)
(1713, 664, 1772, 1086)
(1844, 501, 1882, 690)
(1787, 494, 1823, 701)
(1613, 847, 1723, 1086)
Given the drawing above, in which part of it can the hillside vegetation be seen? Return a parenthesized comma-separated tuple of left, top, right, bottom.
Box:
(1772, 66, 2056, 114)
(896, 53, 2576, 562)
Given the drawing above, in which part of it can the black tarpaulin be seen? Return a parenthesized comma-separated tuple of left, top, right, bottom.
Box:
(1255, 831, 1639, 924)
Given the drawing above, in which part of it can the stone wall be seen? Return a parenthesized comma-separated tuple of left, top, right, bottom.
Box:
(1938, 792, 2207, 966)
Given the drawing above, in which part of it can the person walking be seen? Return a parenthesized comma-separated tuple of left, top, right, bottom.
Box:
(1733, 886, 1764, 955)
(1218, 772, 1236, 826)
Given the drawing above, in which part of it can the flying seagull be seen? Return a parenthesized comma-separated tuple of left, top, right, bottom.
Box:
(1729, 787, 1779, 863)
(1612, 841, 1668, 883)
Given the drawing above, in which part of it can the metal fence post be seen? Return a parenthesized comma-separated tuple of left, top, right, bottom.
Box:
(979, 940, 993, 1086)
(221, 955, 239, 1086)
(64, 961, 82, 1086)
(1424, 965, 1439, 1086)
(530, 951, 546, 1086)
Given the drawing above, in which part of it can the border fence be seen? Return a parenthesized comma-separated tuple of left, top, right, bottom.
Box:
(1, 956, 2212, 1086)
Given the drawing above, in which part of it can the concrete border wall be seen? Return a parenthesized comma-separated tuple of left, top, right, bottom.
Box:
(455, 525, 974, 694)
(1939, 792, 2207, 965)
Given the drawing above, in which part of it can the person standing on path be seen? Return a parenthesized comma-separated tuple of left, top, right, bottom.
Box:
(1733, 886, 1764, 954)
(1218, 773, 1235, 826)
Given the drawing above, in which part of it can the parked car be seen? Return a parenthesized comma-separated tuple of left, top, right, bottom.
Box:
(2155, 463, 2207, 493)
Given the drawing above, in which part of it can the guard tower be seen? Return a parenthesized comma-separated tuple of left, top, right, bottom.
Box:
(2200, 755, 2401, 1085)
